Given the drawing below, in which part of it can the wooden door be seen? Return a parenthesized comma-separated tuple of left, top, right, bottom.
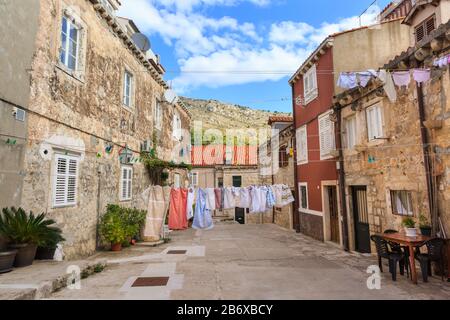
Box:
(352, 186, 371, 253)
(328, 186, 340, 244)
(233, 176, 245, 224)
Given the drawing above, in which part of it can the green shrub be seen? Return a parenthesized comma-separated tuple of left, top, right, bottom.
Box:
(99, 205, 127, 245)
(0, 207, 64, 246)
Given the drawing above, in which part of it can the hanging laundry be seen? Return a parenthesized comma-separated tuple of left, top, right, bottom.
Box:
(168, 188, 188, 230)
(357, 70, 377, 87)
(239, 187, 252, 209)
(249, 186, 260, 214)
(337, 72, 358, 89)
(273, 185, 283, 208)
(280, 185, 295, 207)
(214, 188, 222, 210)
(378, 70, 397, 103)
(392, 71, 411, 87)
(186, 187, 196, 220)
(223, 187, 235, 210)
(266, 186, 276, 209)
(205, 188, 216, 211)
(192, 188, 214, 230)
(258, 186, 268, 213)
(143, 186, 166, 242)
(413, 69, 431, 84)
(434, 56, 449, 68)
(232, 187, 241, 207)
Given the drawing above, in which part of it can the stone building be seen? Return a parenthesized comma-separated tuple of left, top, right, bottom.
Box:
(0, 0, 191, 258)
(259, 116, 296, 230)
(334, 12, 450, 252)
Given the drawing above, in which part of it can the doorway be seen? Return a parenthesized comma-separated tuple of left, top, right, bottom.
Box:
(327, 186, 340, 244)
(351, 186, 371, 253)
(233, 176, 245, 225)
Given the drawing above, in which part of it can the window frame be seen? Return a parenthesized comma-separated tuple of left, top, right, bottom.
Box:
(52, 153, 79, 208)
(154, 99, 163, 130)
(119, 166, 133, 201)
(345, 115, 357, 150)
(60, 15, 80, 71)
(390, 190, 414, 217)
(190, 172, 199, 187)
(296, 125, 308, 165)
(278, 145, 289, 168)
(299, 182, 309, 210)
(123, 70, 134, 109)
(172, 111, 182, 141)
(303, 64, 318, 105)
(318, 111, 336, 160)
(415, 15, 436, 43)
(366, 103, 384, 142)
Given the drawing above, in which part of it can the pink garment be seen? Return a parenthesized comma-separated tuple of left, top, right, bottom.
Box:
(168, 188, 188, 230)
(214, 188, 222, 210)
(392, 71, 411, 87)
(413, 69, 431, 84)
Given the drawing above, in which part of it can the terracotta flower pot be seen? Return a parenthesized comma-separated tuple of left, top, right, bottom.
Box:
(8, 244, 37, 268)
(0, 250, 17, 273)
(111, 243, 122, 252)
(405, 228, 418, 237)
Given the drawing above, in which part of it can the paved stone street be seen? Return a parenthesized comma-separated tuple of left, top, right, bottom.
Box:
(49, 223, 450, 300)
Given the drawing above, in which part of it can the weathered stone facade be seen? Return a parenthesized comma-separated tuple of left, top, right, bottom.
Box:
(1, 0, 190, 259)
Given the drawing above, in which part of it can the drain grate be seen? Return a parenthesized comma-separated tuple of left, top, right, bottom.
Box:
(167, 250, 187, 255)
(132, 277, 169, 287)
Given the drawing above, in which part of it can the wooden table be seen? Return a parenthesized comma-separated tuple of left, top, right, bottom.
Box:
(381, 233, 433, 284)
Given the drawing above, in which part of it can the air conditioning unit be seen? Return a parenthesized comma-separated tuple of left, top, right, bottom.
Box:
(141, 140, 152, 153)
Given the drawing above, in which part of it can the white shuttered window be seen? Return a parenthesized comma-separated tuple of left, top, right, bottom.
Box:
(53, 154, 79, 207)
(366, 104, 383, 141)
(303, 64, 318, 105)
(296, 125, 308, 165)
(319, 111, 336, 159)
(345, 116, 357, 149)
(120, 166, 133, 201)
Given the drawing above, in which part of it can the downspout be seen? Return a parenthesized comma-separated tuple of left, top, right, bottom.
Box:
(291, 84, 301, 233)
(416, 83, 437, 235)
(335, 105, 350, 251)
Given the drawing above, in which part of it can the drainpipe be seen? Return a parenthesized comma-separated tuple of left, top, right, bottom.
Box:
(417, 83, 437, 235)
(291, 84, 301, 233)
(95, 166, 102, 250)
(335, 105, 350, 251)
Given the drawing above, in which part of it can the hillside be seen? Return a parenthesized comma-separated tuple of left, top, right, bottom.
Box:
(180, 97, 292, 132)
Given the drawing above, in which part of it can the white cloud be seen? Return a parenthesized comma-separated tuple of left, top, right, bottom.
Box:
(119, 0, 381, 93)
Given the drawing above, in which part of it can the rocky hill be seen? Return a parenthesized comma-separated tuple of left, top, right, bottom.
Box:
(180, 97, 291, 132)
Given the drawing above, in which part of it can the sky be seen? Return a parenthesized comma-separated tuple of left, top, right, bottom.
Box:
(119, 0, 393, 113)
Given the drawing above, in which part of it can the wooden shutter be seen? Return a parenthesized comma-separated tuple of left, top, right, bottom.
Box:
(54, 154, 78, 207)
(296, 126, 307, 164)
(415, 24, 425, 42)
(319, 112, 335, 158)
(120, 167, 132, 201)
(426, 16, 435, 35)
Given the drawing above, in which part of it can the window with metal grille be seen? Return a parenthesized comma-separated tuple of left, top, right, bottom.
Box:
(299, 183, 308, 210)
(120, 166, 133, 201)
(390, 190, 413, 216)
(279, 145, 289, 168)
(53, 154, 79, 207)
(415, 15, 436, 43)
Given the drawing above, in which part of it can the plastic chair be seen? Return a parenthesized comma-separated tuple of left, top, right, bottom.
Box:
(371, 235, 406, 281)
(415, 238, 445, 282)
(383, 229, 410, 278)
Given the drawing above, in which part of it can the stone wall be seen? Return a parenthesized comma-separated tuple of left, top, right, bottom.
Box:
(300, 213, 324, 241)
(17, 0, 189, 259)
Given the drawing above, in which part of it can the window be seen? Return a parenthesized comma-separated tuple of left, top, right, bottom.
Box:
(318, 111, 336, 159)
(299, 183, 308, 210)
(345, 116, 357, 149)
(190, 172, 198, 187)
(279, 145, 289, 168)
(120, 166, 133, 201)
(123, 71, 133, 108)
(174, 173, 181, 188)
(390, 191, 413, 216)
(232, 176, 242, 188)
(296, 125, 308, 164)
(217, 177, 224, 188)
(366, 104, 383, 141)
(303, 64, 318, 105)
(53, 154, 79, 207)
(415, 15, 436, 43)
(154, 100, 162, 130)
(172, 112, 182, 140)
(60, 16, 80, 71)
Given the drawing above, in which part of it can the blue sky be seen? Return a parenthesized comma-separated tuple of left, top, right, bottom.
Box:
(119, 0, 392, 113)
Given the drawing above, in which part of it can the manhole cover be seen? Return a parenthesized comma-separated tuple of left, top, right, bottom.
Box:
(132, 277, 169, 287)
(167, 250, 187, 255)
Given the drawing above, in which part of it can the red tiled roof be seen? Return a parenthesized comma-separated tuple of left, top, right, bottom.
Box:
(268, 116, 293, 125)
(191, 145, 258, 167)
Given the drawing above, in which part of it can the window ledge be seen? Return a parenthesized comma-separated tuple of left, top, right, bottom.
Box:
(55, 63, 85, 83)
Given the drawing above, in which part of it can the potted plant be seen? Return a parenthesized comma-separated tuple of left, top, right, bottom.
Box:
(35, 226, 65, 260)
(419, 214, 432, 237)
(402, 217, 417, 237)
(0, 207, 58, 267)
(0, 250, 17, 273)
(99, 205, 126, 252)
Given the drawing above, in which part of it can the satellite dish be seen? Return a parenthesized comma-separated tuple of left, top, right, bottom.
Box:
(164, 89, 179, 105)
(132, 33, 151, 52)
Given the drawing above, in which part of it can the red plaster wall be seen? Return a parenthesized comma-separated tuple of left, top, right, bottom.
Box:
(292, 47, 338, 213)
